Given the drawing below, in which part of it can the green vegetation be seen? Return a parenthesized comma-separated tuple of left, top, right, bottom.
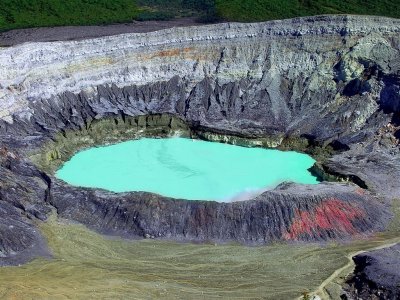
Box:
(215, 0, 400, 22)
(0, 0, 399, 32)
(136, 0, 220, 22)
(0, 0, 139, 31)
(0, 0, 218, 32)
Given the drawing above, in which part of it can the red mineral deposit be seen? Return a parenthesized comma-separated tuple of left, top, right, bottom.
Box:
(284, 198, 365, 240)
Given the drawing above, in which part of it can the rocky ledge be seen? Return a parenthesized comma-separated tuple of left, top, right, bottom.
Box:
(0, 15, 399, 282)
(342, 244, 400, 299)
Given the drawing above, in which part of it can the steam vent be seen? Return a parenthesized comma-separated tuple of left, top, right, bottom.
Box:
(0, 14, 400, 299)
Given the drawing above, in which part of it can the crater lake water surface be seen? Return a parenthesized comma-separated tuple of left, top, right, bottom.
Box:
(56, 137, 318, 201)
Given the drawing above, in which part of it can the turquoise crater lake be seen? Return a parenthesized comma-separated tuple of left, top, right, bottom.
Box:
(56, 137, 318, 201)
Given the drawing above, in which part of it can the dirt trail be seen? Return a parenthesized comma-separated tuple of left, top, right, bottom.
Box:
(309, 237, 400, 300)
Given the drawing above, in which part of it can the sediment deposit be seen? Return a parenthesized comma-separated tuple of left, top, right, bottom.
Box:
(0, 15, 399, 285)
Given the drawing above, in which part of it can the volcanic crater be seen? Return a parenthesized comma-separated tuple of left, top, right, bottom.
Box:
(0, 15, 399, 272)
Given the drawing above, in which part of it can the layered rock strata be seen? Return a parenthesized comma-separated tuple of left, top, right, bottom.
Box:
(0, 15, 399, 268)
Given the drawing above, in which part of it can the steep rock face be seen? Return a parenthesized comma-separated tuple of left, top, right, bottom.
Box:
(0, 16, 398, 152)
(2, 15, 399, 114)
(0, 149, 51, 265)
(50, 181, 388, 243)
(343, 244, 400, 299)
(0, 15, 399, 138)
(0, 15, 399, 266)
(324, 150, 400, 199)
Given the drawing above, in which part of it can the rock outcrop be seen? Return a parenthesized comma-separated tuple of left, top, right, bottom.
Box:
(50, 180, 388, 243)
(343, 244, 400, 299)
(0, 15, 399, 268)
(0, 149, 51, 265)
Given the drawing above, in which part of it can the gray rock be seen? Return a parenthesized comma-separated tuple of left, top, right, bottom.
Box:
(0, 15, 399, 274)
(343, 244, 400, 300)
(49, 180, 390, 244)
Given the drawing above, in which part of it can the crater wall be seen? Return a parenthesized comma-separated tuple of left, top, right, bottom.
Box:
(0, 15, 399, 266)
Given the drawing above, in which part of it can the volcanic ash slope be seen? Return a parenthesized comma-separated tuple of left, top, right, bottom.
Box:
(0, 15, 399, 268)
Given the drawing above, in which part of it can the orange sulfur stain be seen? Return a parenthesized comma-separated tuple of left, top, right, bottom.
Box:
(150, 47, 194, 59)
